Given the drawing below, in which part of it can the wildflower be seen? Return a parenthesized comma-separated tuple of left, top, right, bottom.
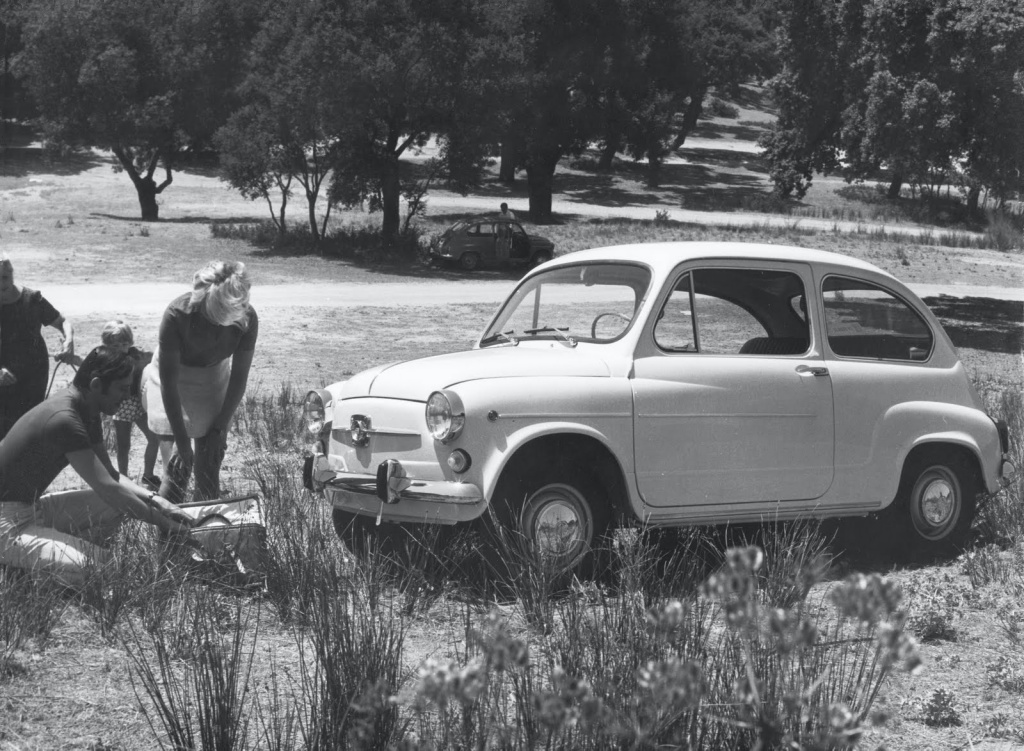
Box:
(637, 658, 703, 708)
(830, 573, 902, 626)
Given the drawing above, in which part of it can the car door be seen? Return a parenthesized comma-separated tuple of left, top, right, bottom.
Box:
(466, 222, 497, 262)
(631, 263, 835, 510)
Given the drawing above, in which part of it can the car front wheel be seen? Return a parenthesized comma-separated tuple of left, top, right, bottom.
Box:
(896, 450, 977, 557)
(491, 465, 610, 577)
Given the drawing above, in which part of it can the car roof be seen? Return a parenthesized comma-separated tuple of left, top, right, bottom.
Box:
(550, 241, 893, 279)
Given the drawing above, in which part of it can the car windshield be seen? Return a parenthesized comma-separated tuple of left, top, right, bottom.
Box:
(482, 262, 652, 345)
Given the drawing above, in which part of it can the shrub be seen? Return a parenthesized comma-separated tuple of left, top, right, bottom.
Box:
(985, 210, 1023, 252)
(124, 589, 258, 750)
(705, 96, 740, 119)
(922, 689, 961, 727)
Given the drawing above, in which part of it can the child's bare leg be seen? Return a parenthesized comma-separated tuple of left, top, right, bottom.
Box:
(137, 416, 159, 478)
(114, 420, 133, 476)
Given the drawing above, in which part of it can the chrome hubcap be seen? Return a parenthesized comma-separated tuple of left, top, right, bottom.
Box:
(921, 478, 955, 526)
(526, 484, 592, 562)
(911, 466, 960, 540)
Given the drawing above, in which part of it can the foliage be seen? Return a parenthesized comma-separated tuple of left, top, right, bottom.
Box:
(16, 0, 261, 219)
(315, 0, 500, 243)
(763, 0, 1024, 208)
(124, 590, 258, 751)
(921, 688, 961, 727)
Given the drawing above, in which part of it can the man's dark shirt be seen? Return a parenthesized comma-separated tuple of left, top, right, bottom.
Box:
(0, 387, 101, 504)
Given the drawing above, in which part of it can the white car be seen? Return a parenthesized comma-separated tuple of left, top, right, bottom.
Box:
(302, 242, 1015, 566)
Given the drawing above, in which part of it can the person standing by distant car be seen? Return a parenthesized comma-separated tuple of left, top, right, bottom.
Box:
(499, 202, 516, 220)
(143, 261, 258, 503)
(0, 252, 76, 440)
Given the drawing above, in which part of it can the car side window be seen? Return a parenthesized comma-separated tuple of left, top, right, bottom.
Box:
(468, 223, 495, 236)
(693, 268, 808, 356)
(694, 292, 767, 355)
(822, 276, 934, 361)
(654, 274, 697, 351)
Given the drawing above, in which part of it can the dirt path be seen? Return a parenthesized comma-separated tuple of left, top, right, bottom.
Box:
(41, 279, 1024, 318)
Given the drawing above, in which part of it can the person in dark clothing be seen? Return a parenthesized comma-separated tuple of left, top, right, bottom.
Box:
(0, 253, 76, 439)
(0, 346, 195, 586)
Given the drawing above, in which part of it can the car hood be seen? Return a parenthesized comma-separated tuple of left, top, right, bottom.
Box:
(343, 346, 611, 401)
(529, 235, 554, 250)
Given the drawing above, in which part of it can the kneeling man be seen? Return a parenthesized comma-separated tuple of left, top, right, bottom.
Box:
(0, 346, 195, 586)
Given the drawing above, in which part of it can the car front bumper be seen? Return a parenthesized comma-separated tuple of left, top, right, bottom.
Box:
(303, 452, 484, 524)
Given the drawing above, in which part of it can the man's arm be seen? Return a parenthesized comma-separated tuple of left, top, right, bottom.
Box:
(66, 448, 194, 535)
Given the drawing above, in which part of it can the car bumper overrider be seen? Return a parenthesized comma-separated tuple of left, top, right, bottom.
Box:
(303, 452, 484, 524)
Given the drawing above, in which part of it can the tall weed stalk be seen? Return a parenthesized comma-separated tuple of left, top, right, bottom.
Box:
(124, 587, 258, 750)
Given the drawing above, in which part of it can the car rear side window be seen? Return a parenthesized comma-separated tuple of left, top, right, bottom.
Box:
(822, 276, 933, 361)
(468, 223, 494, 236)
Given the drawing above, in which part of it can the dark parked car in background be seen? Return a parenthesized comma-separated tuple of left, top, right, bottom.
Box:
(429, 217, 555, 270)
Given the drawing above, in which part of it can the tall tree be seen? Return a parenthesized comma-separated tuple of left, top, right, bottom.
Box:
(615, 0, 769, 186)
(216, 1, 338, 241)
(764, 0, 1024, 206)
(16, 0, 260, 220)
(320, 0, 500, 243)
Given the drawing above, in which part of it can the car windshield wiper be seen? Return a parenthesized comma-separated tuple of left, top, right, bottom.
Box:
(523, 326, 577, 347)
(480, 329, 519, 347)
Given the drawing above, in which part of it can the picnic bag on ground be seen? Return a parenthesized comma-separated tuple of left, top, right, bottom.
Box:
(177, 493, 267, 581)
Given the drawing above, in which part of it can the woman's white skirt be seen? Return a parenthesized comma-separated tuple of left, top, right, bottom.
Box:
(142, 348, 231, 438)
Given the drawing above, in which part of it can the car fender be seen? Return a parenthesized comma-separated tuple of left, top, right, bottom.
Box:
(874, 401, 1003, 505)
(448, 376, 635, 505)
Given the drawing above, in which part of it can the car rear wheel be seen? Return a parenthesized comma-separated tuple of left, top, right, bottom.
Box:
(490, 464, 610, 577)
(459, 252, 481, 271)
(895, 449, 977, 557)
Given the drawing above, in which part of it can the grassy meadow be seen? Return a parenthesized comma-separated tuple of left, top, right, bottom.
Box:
(2, 94, 1024, 748)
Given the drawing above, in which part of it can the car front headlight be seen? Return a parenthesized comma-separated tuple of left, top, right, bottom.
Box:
(426, 390, 465, 443)
(303, 389, 333, 437)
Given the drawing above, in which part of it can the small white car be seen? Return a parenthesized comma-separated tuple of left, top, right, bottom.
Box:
(302, 242, 1014, 566)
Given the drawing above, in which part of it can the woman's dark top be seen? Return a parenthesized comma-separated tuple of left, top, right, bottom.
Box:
(0, 287, 61, 439)
(158, 293, 258, 367)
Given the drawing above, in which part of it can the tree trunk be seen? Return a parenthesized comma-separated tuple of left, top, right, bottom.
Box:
(966, 185, 980, 214)
(646, 154, 662, 187)
(597, 136, 619, 171)
(526, 163, 555, 223)
(136, 178, 159, 221)
(886, 176, 903, 200)
(499, 137, 518, 184)
(306, 187, 320, 243)
(381, 159, 401, 242)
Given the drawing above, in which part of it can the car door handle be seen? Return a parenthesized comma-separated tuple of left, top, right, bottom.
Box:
(796, 365, 830, 377)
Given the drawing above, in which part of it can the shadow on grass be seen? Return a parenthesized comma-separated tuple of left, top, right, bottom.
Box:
(688, 120, 772, 143)
(90, 212, 264, 225)
(925, 296, 1024, 355)
(0, 146, 106, 177)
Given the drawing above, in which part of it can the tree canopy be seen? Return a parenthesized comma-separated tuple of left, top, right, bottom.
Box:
(16, 0, 260, 219)
(763, 0, 1024, 208)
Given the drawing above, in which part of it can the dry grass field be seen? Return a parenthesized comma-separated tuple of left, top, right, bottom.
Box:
(1, 95, 1023, 749)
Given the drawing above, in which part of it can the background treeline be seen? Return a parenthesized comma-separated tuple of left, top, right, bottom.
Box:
(0, 0, 1021, 241)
